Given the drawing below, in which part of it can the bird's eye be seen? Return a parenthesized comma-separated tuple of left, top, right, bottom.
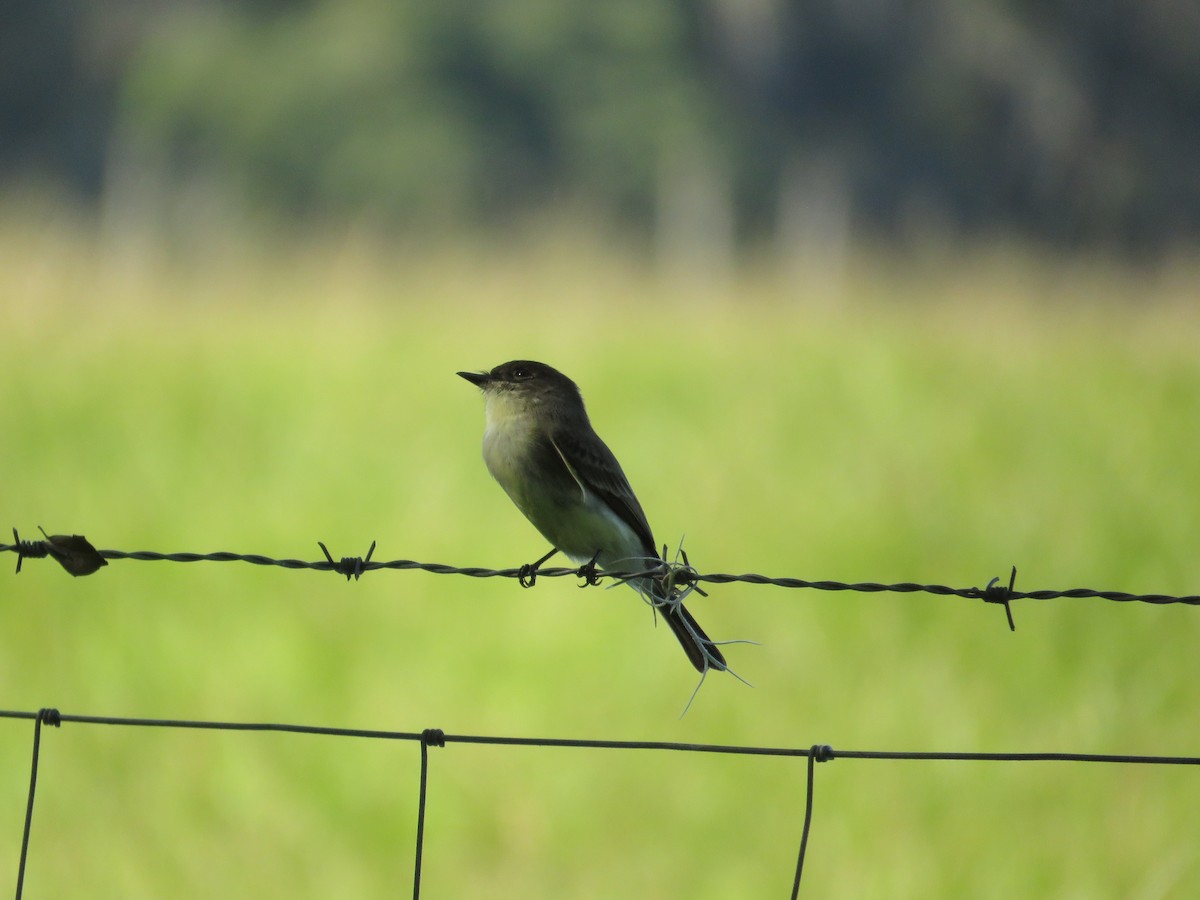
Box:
(512, 367, 532, 380)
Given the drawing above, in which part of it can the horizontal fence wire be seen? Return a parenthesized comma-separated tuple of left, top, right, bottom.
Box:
(5, 529, 1200, 639)
(3, 708, 1199, 899)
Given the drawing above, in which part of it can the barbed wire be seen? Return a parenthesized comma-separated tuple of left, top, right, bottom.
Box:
(3, 707, 1198, 899)
(6, 527, 1200, 634)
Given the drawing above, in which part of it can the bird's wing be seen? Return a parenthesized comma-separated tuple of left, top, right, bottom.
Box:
(549, 427, 658, 557)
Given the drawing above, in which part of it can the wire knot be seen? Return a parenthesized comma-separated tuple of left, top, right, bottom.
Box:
(318, 540, 376, 581)
(810, 743, 835, 763)
(37, 708, 62, 728)
(421, 728, 445, 748)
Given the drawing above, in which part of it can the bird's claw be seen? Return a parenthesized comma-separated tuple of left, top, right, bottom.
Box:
(518, 547, 559, 588)
(576, 549, 604, 588)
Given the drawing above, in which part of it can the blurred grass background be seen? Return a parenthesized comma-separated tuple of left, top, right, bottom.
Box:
(2, 218, 1198, 897)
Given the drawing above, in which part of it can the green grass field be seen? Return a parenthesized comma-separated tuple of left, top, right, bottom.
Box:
(3, 220, 1199, 897)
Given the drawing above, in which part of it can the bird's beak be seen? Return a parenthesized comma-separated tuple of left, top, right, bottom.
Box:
(457, 370, 490, 387)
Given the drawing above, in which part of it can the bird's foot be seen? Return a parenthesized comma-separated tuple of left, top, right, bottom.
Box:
(518, 547, 559, 588)
(575, 549, 604, 588)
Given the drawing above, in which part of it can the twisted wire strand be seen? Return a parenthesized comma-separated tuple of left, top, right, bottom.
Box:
(4, 529, 1198, 608)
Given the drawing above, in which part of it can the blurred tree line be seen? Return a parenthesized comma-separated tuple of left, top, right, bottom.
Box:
(4, 0, 1199, 257)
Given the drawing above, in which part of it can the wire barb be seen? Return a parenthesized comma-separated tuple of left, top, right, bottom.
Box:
(980, 566, 1018, 631)
(673, 547, 707, 597)
(318, 540, 376, 581)
(10, 528, 47, 574)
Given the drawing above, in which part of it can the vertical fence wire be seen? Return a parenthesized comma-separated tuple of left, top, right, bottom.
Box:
(791, 745, 834, 897)
(413, 729, 444, 899)
(16, 710, 59, 900)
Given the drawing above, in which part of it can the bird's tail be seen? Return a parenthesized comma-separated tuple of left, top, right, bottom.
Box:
(662, 601, 727, 673)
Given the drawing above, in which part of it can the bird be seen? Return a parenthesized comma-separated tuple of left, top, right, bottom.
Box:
(458, 360, 726, 673)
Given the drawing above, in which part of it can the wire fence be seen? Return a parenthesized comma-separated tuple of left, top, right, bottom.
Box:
(4, 708, 1198, 899)
(5, 527, 1200, 896)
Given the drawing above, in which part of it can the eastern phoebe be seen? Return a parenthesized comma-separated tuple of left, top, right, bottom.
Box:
(458, 360, 727, 673)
